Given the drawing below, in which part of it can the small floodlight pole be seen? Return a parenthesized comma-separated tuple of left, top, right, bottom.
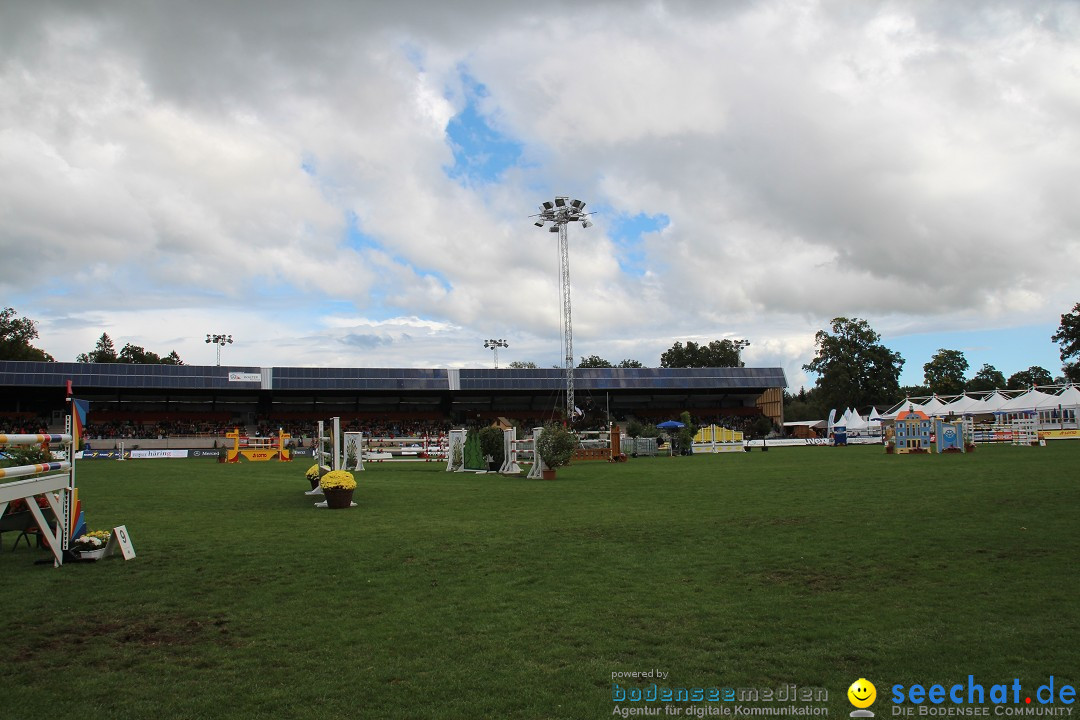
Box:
(206, 333, 234, 366)
(531, 196, 592, 421)
(733, 339, 750, 367)
(484, 338, 508, 369)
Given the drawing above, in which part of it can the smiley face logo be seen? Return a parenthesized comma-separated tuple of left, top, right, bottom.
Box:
(848, 678, 877, 709)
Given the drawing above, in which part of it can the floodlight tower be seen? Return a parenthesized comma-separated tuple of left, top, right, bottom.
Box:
(484, 338, 508, 369)
(532, 197, 592, 421)
(733, 339, 750, 367)
(206, 333, 233, 366)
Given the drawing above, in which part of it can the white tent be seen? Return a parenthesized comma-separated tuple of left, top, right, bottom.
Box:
(1053, 385, 1080, 408)
(846, 410, 869, 431)
(1000, 389, 1058, 413)
(920, 396, 949, 416)
(979, 391, 1012, 413)
(942, 394, 989, 415)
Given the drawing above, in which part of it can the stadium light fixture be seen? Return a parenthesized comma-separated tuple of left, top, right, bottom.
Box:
(529, 196, 593, 421)
(484, 338, 509, 369)
(206, 333, 234, 366)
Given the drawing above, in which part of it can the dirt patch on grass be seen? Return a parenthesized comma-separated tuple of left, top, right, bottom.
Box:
(13, 613, 234, 663)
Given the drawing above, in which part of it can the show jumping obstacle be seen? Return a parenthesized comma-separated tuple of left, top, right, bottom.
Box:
(224, 428, 292, 462)
(0, 418, 75, 567)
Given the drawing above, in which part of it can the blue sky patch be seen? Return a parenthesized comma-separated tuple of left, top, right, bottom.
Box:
(444, 72, 522, 185)
(606, 211, 670, 276)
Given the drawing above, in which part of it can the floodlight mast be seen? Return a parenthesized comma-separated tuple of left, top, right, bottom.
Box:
(531, 196, 592, 421)
(484, 338, 508, 369)
(205, 333, 233, 366)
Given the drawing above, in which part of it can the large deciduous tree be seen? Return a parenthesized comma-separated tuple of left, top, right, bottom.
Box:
(923, 349, 969, 395)
(803, 317, 904, 411)
(660, 339, 746, 368)
(1051, 302, 1080, 382)
(965, 364, 1006, 393)
(0, 307, 55, 361)
(1006, 366, 1053, 390)
(577, 355, 614, 368)
(507, 361, 537, 369)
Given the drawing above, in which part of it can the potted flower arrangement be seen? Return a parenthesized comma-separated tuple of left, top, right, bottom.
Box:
(319, 470, 357, 509)
(534, 422, 578, 480)
(305, 464, 327, 491)
(70, 530, 111, 560)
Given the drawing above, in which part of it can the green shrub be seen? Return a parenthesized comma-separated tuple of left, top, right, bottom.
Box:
(535, 423, 578, 469)
(477, 426, 506, 468)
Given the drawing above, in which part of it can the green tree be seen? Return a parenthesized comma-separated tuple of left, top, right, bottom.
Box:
(617, 359, 644, 368)
(507, 361, 537, 369)
(118, 343, 163, 364)
(162, 350, 184, 365)
(783, 387, 826, 422)
(577, 355, 613, 368)
(76, 333, 119, 363)
(965, 364, 1006, 392)
(0, 307, 54, 361)
(803, 317, 904, 411)
(923, 349, 969, 395)
(660, 339, 746, 368)
(1007, 366, 1053, 390)
(1051, 302, 1080, 382)
(676, 410, 698, 455)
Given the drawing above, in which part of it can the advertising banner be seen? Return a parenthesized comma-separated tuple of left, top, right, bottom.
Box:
(128, 449, 190, 459)
(80, 450, 123, 460)
(228, 372, 262, 382)
(1042, 429, 1080, 440)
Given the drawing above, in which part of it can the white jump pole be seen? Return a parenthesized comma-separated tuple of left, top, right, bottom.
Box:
(526, 426, 545, 479)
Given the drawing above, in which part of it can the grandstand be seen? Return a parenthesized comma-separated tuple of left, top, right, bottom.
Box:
(0, 361, 786, 446)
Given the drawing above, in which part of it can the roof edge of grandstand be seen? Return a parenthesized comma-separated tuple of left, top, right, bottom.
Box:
(0, 360, 787, 392)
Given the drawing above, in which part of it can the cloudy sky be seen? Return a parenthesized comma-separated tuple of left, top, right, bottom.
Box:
(2, 0, 1077, 388)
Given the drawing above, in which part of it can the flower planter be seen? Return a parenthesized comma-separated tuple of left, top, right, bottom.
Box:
(323, 488, 355, 509)
(308, 476, 320, 491)
(541, 469, 556, 480)
(75, 548, 108, 561)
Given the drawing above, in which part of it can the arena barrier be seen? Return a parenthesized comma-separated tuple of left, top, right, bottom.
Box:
(0, 420, 74, 566)
(691, 424, 744, 454)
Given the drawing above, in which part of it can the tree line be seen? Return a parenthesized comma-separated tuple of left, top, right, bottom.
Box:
(0, 309, 183, 365)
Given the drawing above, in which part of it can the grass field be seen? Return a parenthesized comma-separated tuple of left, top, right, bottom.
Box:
(2, 443, 1078, 719)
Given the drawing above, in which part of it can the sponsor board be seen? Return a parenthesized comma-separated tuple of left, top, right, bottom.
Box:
(1042, 429, 1080, 440)
(228, 372, 262, 382)
(80, 450, 123, 460)
(190, 449, 223, 458)
(129, 449, 190, 459)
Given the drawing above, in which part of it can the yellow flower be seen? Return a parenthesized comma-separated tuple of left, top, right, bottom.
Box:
(320, 470, 357, 491)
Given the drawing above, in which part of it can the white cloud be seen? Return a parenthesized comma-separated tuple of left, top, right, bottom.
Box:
(2, 0, 1076, 381)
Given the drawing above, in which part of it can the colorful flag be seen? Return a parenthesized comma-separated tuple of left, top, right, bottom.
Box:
(71, 398, 89, 451)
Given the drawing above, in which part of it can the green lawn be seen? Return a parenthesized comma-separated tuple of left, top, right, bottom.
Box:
(2, 443, 1078, 719)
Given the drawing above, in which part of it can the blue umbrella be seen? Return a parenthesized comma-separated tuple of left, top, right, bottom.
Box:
(656, 420, 685, 429)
